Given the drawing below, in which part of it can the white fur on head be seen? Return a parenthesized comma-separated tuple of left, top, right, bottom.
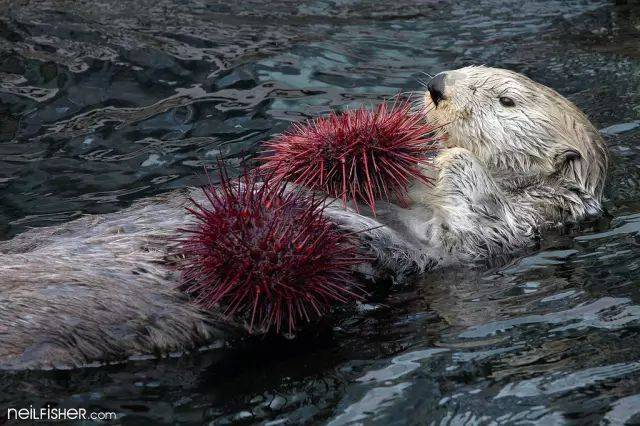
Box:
(424, 66, 608, 202)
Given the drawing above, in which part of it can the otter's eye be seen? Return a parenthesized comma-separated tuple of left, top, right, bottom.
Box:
(499, 96, 516, 107)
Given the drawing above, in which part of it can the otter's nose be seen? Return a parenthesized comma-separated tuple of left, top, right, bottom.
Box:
(427, 73, 446, 107)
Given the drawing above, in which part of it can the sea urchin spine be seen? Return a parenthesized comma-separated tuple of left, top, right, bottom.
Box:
(178, 167, 365, 335)
(260, 99, 438, 213)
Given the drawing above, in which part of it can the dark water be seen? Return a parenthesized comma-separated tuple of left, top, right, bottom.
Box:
(1, 0, 640, 424)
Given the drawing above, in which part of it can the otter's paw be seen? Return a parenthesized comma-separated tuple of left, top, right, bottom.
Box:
(434, 147, 488, 187)
(434, 147, 477, 170)
(432, 147, 503, 211)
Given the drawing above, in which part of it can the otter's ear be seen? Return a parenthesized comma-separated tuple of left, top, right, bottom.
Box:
(554, 148, 581, 169)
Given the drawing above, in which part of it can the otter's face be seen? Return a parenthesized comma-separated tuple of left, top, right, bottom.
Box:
(423, 66, 607, 200)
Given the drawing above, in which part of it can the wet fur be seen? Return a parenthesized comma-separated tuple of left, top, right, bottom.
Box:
(0, 191, 235, 370)
(0, 67, 608, 369)
(328, 66, 608, 274)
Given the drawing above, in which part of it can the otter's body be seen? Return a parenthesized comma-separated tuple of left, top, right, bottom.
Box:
(0, 67, 608, 369)
(0, 190, 235, 370)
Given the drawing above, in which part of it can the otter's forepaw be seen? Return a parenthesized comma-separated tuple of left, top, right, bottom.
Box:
(410, 147, 484, 207)
(434, 147, 490, 190)
(429, 147, 506, 216)
(434, 147, 477, 171)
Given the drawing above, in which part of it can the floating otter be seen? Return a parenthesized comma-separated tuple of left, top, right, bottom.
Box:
(0, 66, 608, 370)
(330, 66, 608, 273)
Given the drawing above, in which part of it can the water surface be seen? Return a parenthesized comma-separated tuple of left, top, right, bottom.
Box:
(1, 0, 640, 424)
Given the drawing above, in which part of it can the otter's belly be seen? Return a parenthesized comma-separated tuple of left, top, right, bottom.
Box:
(322, 199, 441, 280)
(0, 188, 431, 369)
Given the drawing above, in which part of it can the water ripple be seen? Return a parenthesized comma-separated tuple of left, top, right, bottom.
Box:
(458, 297, 640, 339)
(495, 362, 640, 399)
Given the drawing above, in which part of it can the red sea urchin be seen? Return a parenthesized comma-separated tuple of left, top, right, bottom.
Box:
(178, 168, 366, 335)
(260, 100, 438, 213)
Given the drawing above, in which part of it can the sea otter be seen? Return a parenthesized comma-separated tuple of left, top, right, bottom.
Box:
(328, 66, 608, 276)
(0, 66, 608, 369)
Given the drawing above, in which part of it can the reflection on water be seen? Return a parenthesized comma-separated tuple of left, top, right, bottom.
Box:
(1, 0, 640, 424)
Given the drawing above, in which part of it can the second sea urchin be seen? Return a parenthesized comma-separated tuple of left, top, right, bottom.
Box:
(178, 167, 366, 335)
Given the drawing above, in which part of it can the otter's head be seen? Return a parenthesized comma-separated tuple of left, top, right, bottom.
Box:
(423, 66, 608, 202)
